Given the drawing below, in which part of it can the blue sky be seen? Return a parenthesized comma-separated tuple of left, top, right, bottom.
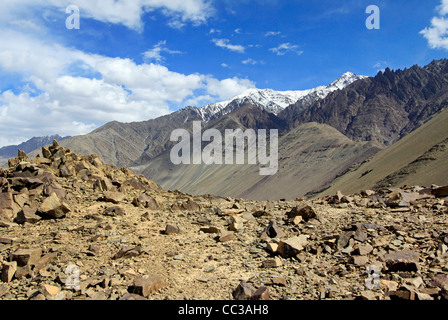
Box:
(0, 0, 447, 147)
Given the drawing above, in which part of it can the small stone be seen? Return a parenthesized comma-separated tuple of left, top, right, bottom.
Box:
(1, 261, 17, 282)
(165, 224, 181, 235)
(129, 275, 166, 297)
(286, 205, 317, 222)
(262, 258, 282, 268)
(15, 206, 42, 224)
(200, 226, 221, 234)
(432, 185, 448, 198)
(41, 284, 59, 297)
(39, 193, 70, 219)
(251, 286, 270, 300)
(384, 250, 420, 272)
(11, 248, 42, 267)
(270, 277, 287, 287)
(352, 256, 369, 266)
(219, 231, 235, 242)
(112, 245, 143, 260)
(357, 243, 373, 256)
(104, 206, 125, 216)
(360, 290, 377, 300)
(103, 191, 125, 204)
(260, 220, 286, 240)
(233, 282, 256, 300)
(266, 243, 278, 253)
(380, 279, 399, 292)
(277, 235, 309, 258)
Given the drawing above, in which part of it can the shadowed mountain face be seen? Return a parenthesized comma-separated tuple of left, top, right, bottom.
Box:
(281, 59, 448, 146)
(28, 59, 448, 200)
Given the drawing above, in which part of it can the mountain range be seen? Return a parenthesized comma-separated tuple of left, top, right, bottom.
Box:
(0, 135, 69, 162)
(23, 59, 448, 200)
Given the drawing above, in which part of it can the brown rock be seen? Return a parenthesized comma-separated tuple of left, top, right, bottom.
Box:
(119, 293, 146, 300)
(11, 248, 42, 267)
(129, 275, 166, 297)
(164, 224, 181, 235)
(181, 199, 200, 211)
(219, 231, 235, 242)
(384, 250, 420, 272)
(356, 243, 373, 256)
(251, 286, 270, 300)
(351, 256, 369, 266)
(42, 146, 51, 159)
(1, 261, 17, 282)
(233, 282, 256, 300)
(432, 185, 448, 198)
(39, 193, 70, 219)
(0, 192, 21, 221)
(112, 245, 143, 260)
(103, 191, 125, 204)
(200, 226, 221, 234)
(261, 258, 282, 268)
(132, 194, 159, 210)
(260, 220, 286, 240)
(380, 279, 399, 292)
(286, 205, 317, 222)
(15, 206, 41, 224)
(278, 235, 309, 258)
(270, 277, 287, 287)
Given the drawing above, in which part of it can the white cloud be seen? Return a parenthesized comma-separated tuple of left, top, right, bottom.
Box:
(0, 0, 214, 32)
(212, 38, 245, 53)
(143, 40, 183, 63)
(421, 0, 448, 50)
(265, 31, 281, 37)
(269, 42, 303, 56)
(0, 28, 255, 147)
(242, 58, 264, 65)
(221, 63, 229, 68)
(205, 77, 256, 101)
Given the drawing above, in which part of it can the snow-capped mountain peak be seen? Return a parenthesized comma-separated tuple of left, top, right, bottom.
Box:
(195, 72, 367, 122)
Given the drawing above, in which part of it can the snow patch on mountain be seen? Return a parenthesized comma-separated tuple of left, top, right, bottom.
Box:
(195, 72, 367, 122)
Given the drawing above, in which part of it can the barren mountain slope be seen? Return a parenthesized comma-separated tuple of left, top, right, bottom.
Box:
(141, 120, 381, 200)
(313, 107, 448, 198)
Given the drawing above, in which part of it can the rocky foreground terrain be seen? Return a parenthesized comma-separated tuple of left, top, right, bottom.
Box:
(0, 141, 448, 300)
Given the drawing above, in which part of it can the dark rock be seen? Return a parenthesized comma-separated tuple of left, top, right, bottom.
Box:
(232, 282, 256, 300)
(38, 193, 70, 219)
(128, 275, 166, 297)
(112, 245, 143, 260)
(164, 224, 181, 235)
(15, 206, 41, 224)
(278, 235, 308, 258)
(384, 250, 420, 272)
(251, 286, 270, 300)
(286, 205, 317, 222)
(260, 220, 286, 240)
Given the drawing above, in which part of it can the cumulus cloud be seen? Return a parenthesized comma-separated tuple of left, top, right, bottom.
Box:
(0, 29, 255, 146)
(421, 0, 448, 50)
(269, 42, 303, 56)
(205, 77, 256, 101)
(0, 0, 214, 32)
(212, 38, 246, 53)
